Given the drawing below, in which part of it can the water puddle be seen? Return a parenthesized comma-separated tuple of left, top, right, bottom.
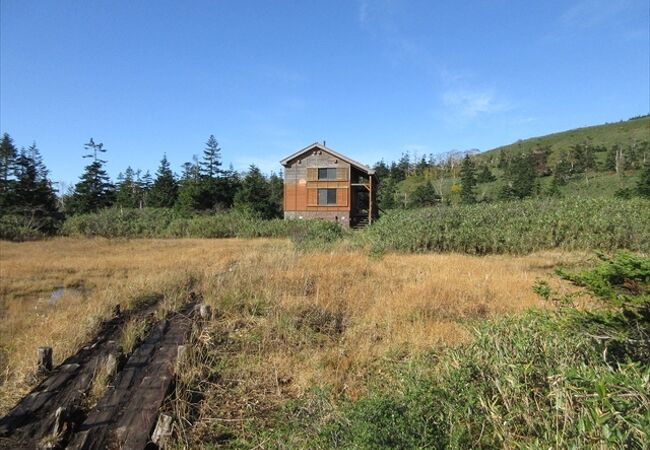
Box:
(48, 287, 83, 305)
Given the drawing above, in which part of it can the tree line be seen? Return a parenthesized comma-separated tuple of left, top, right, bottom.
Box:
(0, 133, 284, 236)
(373, 140, 650, 210)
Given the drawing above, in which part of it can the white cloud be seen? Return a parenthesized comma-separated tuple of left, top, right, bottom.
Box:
(442, 88, 510, 118)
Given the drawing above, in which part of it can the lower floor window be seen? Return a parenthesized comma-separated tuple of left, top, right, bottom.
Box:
(318, 188, 337, 205)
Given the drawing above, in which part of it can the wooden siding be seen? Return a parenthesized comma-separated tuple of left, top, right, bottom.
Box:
(284, 149, 351, 213)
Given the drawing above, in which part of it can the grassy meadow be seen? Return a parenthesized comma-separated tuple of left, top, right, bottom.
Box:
(1, 201, 648, 448)
(0, 238, 580, 415)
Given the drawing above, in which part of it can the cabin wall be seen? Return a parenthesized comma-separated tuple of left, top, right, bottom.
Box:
(283, 150, 351, 227)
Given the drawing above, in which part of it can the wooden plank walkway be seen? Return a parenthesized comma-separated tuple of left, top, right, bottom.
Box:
(67, 303, 196, 450)
(0, 295, 199, 450)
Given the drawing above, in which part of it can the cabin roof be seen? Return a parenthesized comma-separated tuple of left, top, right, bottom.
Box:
(280, 142, 375, 175)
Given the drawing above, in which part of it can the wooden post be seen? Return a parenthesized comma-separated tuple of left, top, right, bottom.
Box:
(175, 345, 187, 374)
(368, 174, 373, 225)
(105, 353, 118, 377)
(37, 347, 53, 373)
(199, 304, 211, 320)
(151, 414, 173, 447)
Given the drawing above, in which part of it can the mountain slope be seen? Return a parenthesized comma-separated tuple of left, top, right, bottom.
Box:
(478, 115, 649, 164)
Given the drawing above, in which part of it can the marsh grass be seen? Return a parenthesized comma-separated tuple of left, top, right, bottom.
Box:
(0, 238, 587, 445)
(173, 253, 649, 449)
(118, 318, 151, 356)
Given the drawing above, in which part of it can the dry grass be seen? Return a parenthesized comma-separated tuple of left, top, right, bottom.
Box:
(0, 237, 584, 425)
(0, 238, 276, 414)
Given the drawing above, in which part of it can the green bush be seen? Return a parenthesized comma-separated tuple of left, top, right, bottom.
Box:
(358, 197, 650, 255)
(0, 214, 45, 241)
(61, 207, 344, 245)
(61, 208, 179, 238)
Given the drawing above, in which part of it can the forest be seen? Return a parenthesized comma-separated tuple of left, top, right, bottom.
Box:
(1, 115, 649, 242)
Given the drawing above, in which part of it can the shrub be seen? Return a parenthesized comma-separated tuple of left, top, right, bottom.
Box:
(0, 214, 45, 241)
(357, 197, 650, 255)
(61, 207, 344, 246)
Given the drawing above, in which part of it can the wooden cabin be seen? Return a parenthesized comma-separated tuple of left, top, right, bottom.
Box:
(280, 142, 378, 228)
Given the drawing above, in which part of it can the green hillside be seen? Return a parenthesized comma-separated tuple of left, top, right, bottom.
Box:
(478, 115, 650, 166)
(382, 115, 649, 207)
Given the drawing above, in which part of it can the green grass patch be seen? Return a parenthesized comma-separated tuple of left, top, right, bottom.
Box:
(226, 253, 650, 449)
(359, 197, 650, 255)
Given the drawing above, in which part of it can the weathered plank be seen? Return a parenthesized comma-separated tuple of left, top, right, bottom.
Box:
(67, 303, 195, 450)
(0, 297, 161, 450)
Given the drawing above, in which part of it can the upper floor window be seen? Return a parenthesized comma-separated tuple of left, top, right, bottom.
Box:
(318, 168, 337, 180)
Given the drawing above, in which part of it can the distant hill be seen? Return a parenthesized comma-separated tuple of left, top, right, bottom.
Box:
(386, 115, 649, 206)
(478, 115, 650, 166)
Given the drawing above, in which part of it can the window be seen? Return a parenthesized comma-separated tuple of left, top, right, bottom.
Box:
(318, 168, 337, 180)
(318, 188, 337, 205)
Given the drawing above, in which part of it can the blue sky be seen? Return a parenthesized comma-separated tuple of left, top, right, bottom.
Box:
(1, 0, 648, 186)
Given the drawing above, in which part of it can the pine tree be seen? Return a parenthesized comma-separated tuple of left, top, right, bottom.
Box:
(149, 154, 178, 208)
(69, 138, 114, 213)
(378, 177, 398, 210)
(116, 166, 139, 208)
(215, 164, 241, 209)
(138, 170, 153, 208)
(175, 157, 204, 212)
(12, 144, 60, 231)
(460, 155, 477, 204)
(500, 153, 536, 199)
(476, 165, 496, 183)
(0, 133, 18, 209)
(200, 135, 222, 178)
(408, 181, 440, 208)
(268, 172, 284, 218)
(234, 165, 274, 219)
(637, 160, 650, 198)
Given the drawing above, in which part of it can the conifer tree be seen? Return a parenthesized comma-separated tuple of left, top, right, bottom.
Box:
(499, 153, 536, 199)
(460, 155, 477, 204)
(12, 144, 60, 231)
(637, 160, 650, 198)
(0, 133, 18, 209)
(175, 157, 204, 212)
(149, 154, 178, 208)
(234, 165, 274, 218)
(378, 177, 398, 210)
(268, 172, 284, 218)
(69, 138, 114, 213)
(408, 181, 440, 208)
(215, 164, 241, 209)
(476, 165, 496, 183)
(116, 166, 140, 208)
(201, 135, 222, 178)
(138, 170, 153, 208)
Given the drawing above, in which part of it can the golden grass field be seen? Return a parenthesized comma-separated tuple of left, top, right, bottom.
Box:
(0, 238, 585, 425)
